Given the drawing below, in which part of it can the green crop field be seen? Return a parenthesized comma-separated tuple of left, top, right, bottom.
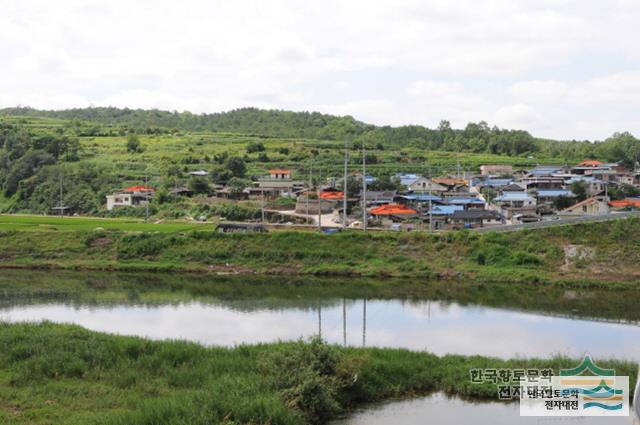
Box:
(0, 214, 211, 233)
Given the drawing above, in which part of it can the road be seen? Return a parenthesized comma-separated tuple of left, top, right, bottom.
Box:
(473, 211, 640, 233)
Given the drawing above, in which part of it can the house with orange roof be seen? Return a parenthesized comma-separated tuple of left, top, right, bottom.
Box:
(609, 198, 640, 209)
(256, 169, 305, 197)
(106, 185, 155, 210)
(369, 204, 418, 223)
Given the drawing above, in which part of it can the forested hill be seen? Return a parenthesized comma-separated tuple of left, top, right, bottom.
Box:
(1, 106, 639, 166)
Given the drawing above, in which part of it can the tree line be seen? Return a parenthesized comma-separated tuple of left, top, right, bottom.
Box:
(2, 106, 639, 167)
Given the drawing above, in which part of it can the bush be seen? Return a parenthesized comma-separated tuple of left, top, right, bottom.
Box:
(259, 338, 366, 424)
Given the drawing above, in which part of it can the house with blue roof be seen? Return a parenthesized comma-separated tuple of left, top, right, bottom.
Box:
(446, 197, 485, 210)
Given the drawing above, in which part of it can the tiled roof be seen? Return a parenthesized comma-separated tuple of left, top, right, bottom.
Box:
(577, 160, 603, 167)
(123, 185, 154, 192)
(370, 204, 417, 216)
(320, 191, 344, 200)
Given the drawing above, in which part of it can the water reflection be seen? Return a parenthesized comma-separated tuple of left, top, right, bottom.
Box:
(331, 393, 636, 425)
(2, 297, 640, 360)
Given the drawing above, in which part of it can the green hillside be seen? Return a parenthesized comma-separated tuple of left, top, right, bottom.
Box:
(0, 107, 638, 217)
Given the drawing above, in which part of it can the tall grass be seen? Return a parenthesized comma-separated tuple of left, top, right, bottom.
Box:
(0, 322, 636, 424)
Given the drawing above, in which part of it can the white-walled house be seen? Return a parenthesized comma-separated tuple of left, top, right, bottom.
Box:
(106, 186, 154, 210)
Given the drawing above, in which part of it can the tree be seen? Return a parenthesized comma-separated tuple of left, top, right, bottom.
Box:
(228, 177, 251, 194)
(126, 134, 143, 153)
(224, 156, 246, 178)
(246, 142, 265, 153)
(188, 176, 210, 195)
(570, 181, 588, 202)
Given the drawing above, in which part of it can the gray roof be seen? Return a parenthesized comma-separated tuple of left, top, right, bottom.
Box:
(452, 210, 502, 220)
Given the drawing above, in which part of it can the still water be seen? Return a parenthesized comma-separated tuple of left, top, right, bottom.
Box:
(1, 286, 640, 360)
(332, 393, 636, 425)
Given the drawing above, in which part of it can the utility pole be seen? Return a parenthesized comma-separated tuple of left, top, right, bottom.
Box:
(144, 174, 149, 223)
(317, 169, 322, 231)
(343, 140, 348, 229)
(59, 175, 63, 217)
(428, 163, 433, 232)
(362, 141, 367, 232)
(261, 188, 265, 223)
(306, 160, 311, 224)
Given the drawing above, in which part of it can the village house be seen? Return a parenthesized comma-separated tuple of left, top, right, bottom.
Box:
(609, 198, 640, 209)
(256, 169, 305, 198)
(106, 185, 154, 211)
(432, 177, 469, 192)
(395, 173, 447, 194)
(479, 165, 513, 176)
(559, 197, 609, 216)
(363, 190, 397, 206)
(493, 191, 537, 221)
(445, 197, 485, 210)
(451, 209, 503, 228)
(369, 203, 418, 223)
(425, 205, 464, 229)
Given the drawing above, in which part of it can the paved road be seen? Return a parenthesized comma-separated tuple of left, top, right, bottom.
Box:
(473, 211, 640, 233)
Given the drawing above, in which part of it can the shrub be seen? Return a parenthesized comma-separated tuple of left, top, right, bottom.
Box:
(259, 338, 366, 424)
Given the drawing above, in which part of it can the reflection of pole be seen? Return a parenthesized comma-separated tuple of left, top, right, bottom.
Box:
(362, 298, 367, 347)
(318, 303, 322, 339)
(343, 298, 347, 346)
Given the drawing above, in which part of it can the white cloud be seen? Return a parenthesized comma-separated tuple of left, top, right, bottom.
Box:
(0, 0, 639, 139)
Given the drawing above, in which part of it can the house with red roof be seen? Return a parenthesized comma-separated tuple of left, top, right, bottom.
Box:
(256, 169, 305, 198)
(106, 185, 155, 210)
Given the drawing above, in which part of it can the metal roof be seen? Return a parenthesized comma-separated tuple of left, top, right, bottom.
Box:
(446, 197, 485, 205)
(400, 194, 443, 202)
(427, 205, 464, 216)
(494, 192, 536, 202)
(535, 189, 575, 197)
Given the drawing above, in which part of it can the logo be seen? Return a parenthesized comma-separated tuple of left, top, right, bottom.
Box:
(520, 356, 630, 417)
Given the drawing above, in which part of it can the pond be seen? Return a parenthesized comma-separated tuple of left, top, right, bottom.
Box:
(1, 270, 639, 361)
(331, 393, 637, 425)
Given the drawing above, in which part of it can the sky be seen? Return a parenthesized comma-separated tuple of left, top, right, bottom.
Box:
(1, 0, 639, 141)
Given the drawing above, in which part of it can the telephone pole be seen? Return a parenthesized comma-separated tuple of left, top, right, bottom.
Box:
(144, 174, 149, 223)
(59, 175, 64, 217)
(317, 169, 322, 231)
(428, 163, 433, 232)
(343, 140, 348, 229)
(306, 160, 311, 223)
(362, 141, 367, 232)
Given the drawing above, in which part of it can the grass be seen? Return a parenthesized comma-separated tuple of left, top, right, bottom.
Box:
(0, 214, 211, 233)
(1, 216, 640, 284)
(0, 322, 635, 424)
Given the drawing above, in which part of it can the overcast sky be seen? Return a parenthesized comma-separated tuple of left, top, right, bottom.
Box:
(2, 0, 639, 140)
